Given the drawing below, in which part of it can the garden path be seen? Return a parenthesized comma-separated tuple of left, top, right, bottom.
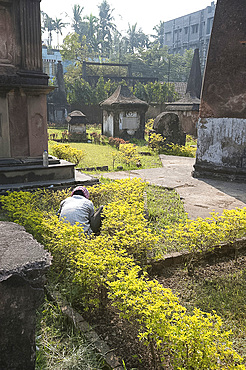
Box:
(101, 155, 246, 219)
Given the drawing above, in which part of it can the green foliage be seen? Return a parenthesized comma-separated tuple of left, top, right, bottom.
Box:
(51, 143, 85, 165)
(148, 132, 165, 152)
(145, 119, 154, 135)
(1, 180, 245, 369)
(132, 81, 178, 104)
(60, 33, 89, 62)
(160, 142, 197, 157)
(119, 143, 141, 167)
(163, 208, 246, 254)
(148, 133, 197, 158)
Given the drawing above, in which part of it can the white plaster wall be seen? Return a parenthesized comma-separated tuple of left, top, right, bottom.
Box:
(103, 113, 114, 136)
(196, 117, 246, 166)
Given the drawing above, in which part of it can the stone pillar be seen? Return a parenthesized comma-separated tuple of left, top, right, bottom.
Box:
(0, 222, 52, 370)
(0, 0, 51, 159)
(193, 0, 246, 180)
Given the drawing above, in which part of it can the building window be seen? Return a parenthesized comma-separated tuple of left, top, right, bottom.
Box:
(206, 17, 214, 34)
(165, 32, 171, 42)
(191, 24, 198, 34)
(51, 61, 56, 76)
(184, 27, 189, 34)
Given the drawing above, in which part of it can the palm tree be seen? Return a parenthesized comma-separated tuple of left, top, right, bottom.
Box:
(42, 13, 55, 46)
(152, 21, 165, 48)
(53, 18, 68, 47)
(72, 4, 84, 34)
(124, 23, 149, 53)
(97, 0, 117, 57)
(84, 13, 99, 53)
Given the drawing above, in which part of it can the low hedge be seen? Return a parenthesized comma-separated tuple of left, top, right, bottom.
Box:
(1, 179, 244, 369)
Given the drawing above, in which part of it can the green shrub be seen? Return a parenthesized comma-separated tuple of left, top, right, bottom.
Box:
(119, 143, 141, 167)
(51, 143, 85, 165)
(161, 142, 196, 157)
(163, 208, 246, 254)
(148, 132, 165, 153)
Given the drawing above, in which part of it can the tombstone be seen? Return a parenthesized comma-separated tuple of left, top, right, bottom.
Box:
(0, 0, 50, 159)
(66, 110, 88, 141)
(100, 85, 149, 140)
(153, 112, 186, 146)
(165, 48, 202, 137)
(0, 0, 95, 193)
(193, 0, 246, 181)
(47, 61, 70, 125)
(0, 222, 52, 369)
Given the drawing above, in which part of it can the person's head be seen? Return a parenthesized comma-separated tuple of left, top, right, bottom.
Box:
(71, 186, 90, 199)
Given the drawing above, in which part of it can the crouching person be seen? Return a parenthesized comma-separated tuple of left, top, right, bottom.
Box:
(58, 186, 103, 235)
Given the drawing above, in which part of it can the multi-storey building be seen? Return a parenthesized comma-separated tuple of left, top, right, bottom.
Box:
(42, 46, 62, 80)
(42, 46, 72, 80)
(164, 2, 216, 68)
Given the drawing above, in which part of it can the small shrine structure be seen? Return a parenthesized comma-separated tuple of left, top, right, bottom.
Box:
(165, 48, 202, 137)
(66, 110, 88, 141)
(100, 85, 148, 140)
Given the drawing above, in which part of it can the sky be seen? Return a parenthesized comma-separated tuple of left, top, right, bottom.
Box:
(40, 0, 215, 44)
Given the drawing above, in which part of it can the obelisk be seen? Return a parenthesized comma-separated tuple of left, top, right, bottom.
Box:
(193, 0, 246, 180)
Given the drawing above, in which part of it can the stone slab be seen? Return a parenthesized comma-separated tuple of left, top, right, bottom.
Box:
(0, 222, 52, 282)
(0, 221, 52, 370)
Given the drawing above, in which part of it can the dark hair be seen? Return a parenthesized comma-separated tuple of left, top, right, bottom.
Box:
(72, 190, 85, 197)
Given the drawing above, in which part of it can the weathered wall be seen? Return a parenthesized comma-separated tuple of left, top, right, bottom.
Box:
(71, 104, 102, 125)
(196, 117, 246, 167)
(179, 111, 198, 137)
(102, 111, 114, 136)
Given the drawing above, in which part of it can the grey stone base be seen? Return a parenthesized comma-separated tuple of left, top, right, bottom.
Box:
(193, 162, 246, 182)
(0, 156, 75, 185)
(0, 157, 99, 195)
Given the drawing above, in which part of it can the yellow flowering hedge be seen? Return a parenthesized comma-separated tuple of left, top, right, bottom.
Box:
(119, 143, 141, 167)
(0, 179, 245, 369)
(163, 209, 246, 254)
(51, 143, 85, 165)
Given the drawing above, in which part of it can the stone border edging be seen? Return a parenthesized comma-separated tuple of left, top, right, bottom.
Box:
(148, 237, 246, 275)
(46, 288, 124, 370)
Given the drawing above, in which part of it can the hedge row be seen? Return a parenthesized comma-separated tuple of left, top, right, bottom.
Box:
(1, 179, 244, 369)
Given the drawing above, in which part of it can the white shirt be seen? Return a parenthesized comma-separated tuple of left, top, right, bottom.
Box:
(59, 195, 94, 234)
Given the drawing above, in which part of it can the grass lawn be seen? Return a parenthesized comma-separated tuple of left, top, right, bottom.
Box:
(48, 127, 162, 172)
